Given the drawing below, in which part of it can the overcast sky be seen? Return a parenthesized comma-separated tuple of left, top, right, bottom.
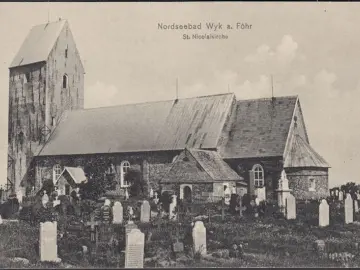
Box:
(0, 2, 359, 188)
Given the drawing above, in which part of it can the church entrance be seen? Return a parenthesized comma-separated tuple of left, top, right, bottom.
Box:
(183, 186, 192, 203)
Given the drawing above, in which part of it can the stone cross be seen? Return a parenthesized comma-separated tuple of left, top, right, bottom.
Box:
(86, 215, 99, 243)
(319, 199, 329, 227)
(40, 221, 61, 262)
(42, 191, 49, 208)
(140, 200, 150, 223)
(339, 191, 344, 201)
(192, 221, 207, 256)
(237, 198, 246, 217)
(285, 194, 296, 220)
(345, 193, 353, 224)
(125, 228, 145, 268)
(169, 195, 177, 220)
(112, 201, 123, 224)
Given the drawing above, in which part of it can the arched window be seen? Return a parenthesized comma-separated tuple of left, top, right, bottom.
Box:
(252, 164, 264, 188)
(120, 161, 131, 187)
(53, 164, 62, 184)
(62, 74, 68, 88)
(65, 45, 68, 58)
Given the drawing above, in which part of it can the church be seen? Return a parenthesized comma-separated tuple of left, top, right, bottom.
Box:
(7, 19, 330, 202)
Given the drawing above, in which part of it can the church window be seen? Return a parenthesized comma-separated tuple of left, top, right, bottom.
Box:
(53, 164, 62, 184)
(62, 74, 68, 88)
(309, 178, 316, 191)
(24, 73, 30, 83)
(252, 164, 264, 188)
(120, 161, 130, 187)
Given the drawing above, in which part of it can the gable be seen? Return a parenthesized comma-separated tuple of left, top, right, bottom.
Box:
(220, 96, 298, 159)
(38, 93, 234, 156)
(9, 20, 66, 68)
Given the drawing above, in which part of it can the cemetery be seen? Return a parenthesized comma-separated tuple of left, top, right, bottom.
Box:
(1, 175, 360, 268)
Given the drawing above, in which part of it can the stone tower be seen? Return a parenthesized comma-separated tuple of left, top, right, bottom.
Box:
(7, 19, 84, 195)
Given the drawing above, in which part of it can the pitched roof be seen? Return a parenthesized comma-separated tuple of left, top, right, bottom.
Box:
(56, 166, 87, 185)
(160, 148, 243, 184)
(220, 96, 298, 159)
(284, 135, 330, 168)
(9, 20, 66, 68)
(38, 93, 235, 156)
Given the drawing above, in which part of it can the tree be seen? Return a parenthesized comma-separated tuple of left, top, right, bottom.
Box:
(78, 162, 108, 200)
(125, 168, 144, 197)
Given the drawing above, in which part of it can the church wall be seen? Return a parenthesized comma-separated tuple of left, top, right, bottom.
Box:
(225, 157, 283, 201)
(285, 168, 329, 200)
(34, 151, 179, 193)
(8, 62, 48, 193)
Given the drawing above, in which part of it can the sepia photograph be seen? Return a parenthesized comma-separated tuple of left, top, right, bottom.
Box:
(0, 1, 359, 268)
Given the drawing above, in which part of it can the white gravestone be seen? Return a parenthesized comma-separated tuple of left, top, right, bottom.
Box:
(40, 221, 61, 262)
(339, 191, 344, 201)
(169, 195, 177, 220)
(231, 186, 236, 194)
(285, 194, 296, 220)
(16, 190, 23, 204)
(319, 199, 330, 227)
(149, 188, 154, 198)
(125, 189, 129, 200)
(112, 201, 123, 224)
(153, 192, 159, 204)
(125, 228, 145, 268)
(42, 191, 49, 208)
(255, 197, 260, 206)
(355, 200, 359, 213)
(140, 200, 150, 223)
(345, 194, 354, 224)
(192, 221, 207, 256)
(276, 170, 292, 214)
(0, 215, 3, 225)
(255, 186, 266, 202)
(224, 187, 231, 205)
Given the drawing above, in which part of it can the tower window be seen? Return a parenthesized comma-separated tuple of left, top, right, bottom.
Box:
(63, 74, 68, 88)
(53, 164, 62, 184)
(252, 164, 264, 188)
(65, 45, 68, 58)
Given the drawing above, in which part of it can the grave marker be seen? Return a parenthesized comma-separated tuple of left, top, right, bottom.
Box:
(112, 201, 123, 224)
(125, 228, 145, 268)
(140, 200, 150, 223)
(192, 221, 207, 256)
(40, 221, 61, 262)
(285, 194, 296, 220)
(345, 193, 353, 224)
(319, 199, 329, 227)
(339, 191, 344, 201)
(169, 195, 177, 220)
(355, 200, 359, 214)
(42, 191, 49, 208)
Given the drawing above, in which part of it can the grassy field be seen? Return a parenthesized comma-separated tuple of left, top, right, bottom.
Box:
(1, 205, 360, 268)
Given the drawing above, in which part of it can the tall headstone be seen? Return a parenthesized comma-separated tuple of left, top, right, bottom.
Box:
(40, 221, 61, 262)
(112, 201, 123, 224)
(42, 191, 49, 208)
(169, 195, 177, 220)
(285, 194, 296, 220)
(224, 186, 231, 205)
(125, 189, 129, 200)
(255, 186, 266, 202)
(192, 221, 207, 256)
(339, 191, 344, 201)
(101, 199, 111, 223)
(125, 229, 145, 268)
(319, 199, 329, 227)
(345, 193, 353, 224)
(276, 170, 292, 215)
(355, 200, 359, 214)
(140, 200, 150, 223)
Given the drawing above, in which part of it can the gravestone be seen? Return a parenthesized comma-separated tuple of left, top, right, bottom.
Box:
(125, 189, 129, 200)
(224, 187, 231, 205)
(285, 194, 296, 220)
(125, 228, 145, 268)
(149, 188, 154, 198)
(345, 194, 353, 224)
(355, 200, 359, 214)
(339, 191, 344, 201)
(53, 196, 61, 208)
(192, 221, 207, 256)
(319, 199, 329, 227)
(0, 215, 3, 225)
(140, 200, 150, 223)
(16, 190, 23, 204)
(101, 199, 111, 223)
(42, 191, 49, 208)
(169, 195, 177, 220)
(112, 201, 123, 224)
(153, 192, 159, 204)
(40, 221, 61, 262)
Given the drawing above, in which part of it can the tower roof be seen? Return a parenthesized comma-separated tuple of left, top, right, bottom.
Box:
(9, 19, 67, 68)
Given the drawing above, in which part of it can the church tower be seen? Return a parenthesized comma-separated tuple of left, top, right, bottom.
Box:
(7, 19, 84, 195)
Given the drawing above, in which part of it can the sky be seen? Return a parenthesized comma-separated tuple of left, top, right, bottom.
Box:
(0, 2, 359, 188)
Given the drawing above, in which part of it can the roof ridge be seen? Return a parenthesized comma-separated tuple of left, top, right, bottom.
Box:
(79, 92, 234, 112)
(236, 95, 298, 102)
